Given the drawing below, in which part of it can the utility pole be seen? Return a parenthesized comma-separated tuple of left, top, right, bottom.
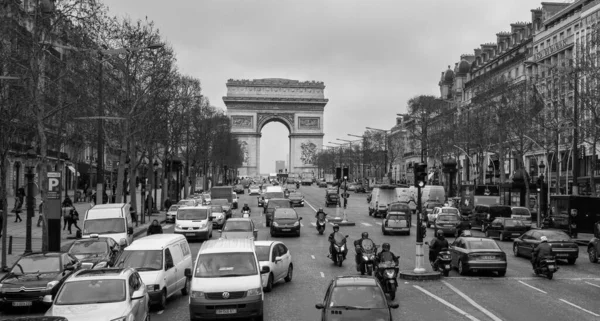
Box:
(572, 69, 579, 195)
(96, 51, 104, 206)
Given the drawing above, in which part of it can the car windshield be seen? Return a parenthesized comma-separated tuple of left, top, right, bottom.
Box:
(329, 286, 387, 309)
(255, 245, 270, 261)
(69, 240, 108, 255)
(441, 208, 459, 214)
(12, 256, 61, 274)
(211, 206, 223, 213)
(55, 279, 125, 305)
(490, 206, 512, 217)
(268, 200, 290, 209)
(177, 208, 208, 220)
(438, 215, 458, 222)
(115, 250, 162, 271)
(289, 193, 302, 198)
(168, 205, 180, 212)
(194, 253, 258, 278)
(265, 192, 284, 199)
(512, 208, 530, 216)
(389, 204, 409, 212)
(83, 218, 125, 234)
(466, 239, 500, 250)
(504, 219, 524, 227)
(178, 200, 195, 206)
(224, 220, 252, 231)
(274, 210, 297, 219)
(539, 231, 571, 241)
(427, 203, 442, 209)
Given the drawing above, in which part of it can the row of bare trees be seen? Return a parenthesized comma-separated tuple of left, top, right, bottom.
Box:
(0, 0, 243, 254)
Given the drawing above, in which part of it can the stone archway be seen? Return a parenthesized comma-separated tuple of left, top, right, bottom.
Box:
(223, 78, 328, 177)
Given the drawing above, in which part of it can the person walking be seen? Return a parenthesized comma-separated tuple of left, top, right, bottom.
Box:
(13, 191, 23, 223)
(164, 197, 172, 212)
(67, 208, 81, 235)
(37, 200, 44, 227)
(62, 206, 71, 231)
(145, 194, 154, 216)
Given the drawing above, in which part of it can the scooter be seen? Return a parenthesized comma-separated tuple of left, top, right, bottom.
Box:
(432, 248, 452, 277)
(534, 256, 559, 280)
(375, 261, 399, 300)
(242, 209, 250, 218)
(357, 239, 378, 276)
(316, 212, 327, 235)
(330, 233, 349, 267)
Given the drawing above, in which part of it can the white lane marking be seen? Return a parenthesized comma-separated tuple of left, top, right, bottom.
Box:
(157, 310, 164, 315)
(559, 299, 600, 317)
(320, 272, 325, 278)
(311, 255, 315, 260)
(311, 222, 317, 227)
(442, 281, 503, 321)
(375, 222, 382, 226)
(413, 285, 480, 321)
(518, 280, 547, 294)
(163, 224, 172, 229)
(585, 281, 600, 289)
(305, 200, 318, 212)
(361, 222, 372, 227)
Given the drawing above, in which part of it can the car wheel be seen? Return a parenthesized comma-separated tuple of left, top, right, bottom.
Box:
(567, 258, 576, 265)
(145, 309, 151, 321)
(589, 246, 599, 263)
(157, 289, 167, 310)
(181, 277, 190, 295)
(285, 264, 293, 282)
(264, 273, 274, 292)
(497, 270, 506, 277)
(513, 244, 520, 257)
(458, 260, 468, 276)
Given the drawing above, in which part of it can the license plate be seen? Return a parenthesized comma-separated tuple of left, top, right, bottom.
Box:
(216, 309, 237, 315)
(548, 265, 555, 269)
(12, 301, 32, 307)
(186, 233, 196, 236)
(445, 265, 450, 269)
(481, 256, 495, 260)
(556, 253, 569, 257)
(282, 229, 291, 231)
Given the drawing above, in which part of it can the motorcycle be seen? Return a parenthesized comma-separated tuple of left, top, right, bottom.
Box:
(357, 238, 378, 276)
(432, 248, 452, 277)
(316, 212, 327, 235)
(242, 209, 250, 218)
(330, 233, 348, 267)
(534, 256, 559, 280)
(375, 261, 399, 300)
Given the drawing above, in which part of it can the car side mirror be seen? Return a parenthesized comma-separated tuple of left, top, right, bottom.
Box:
(315, 303, 325, 309)
(131, 288, 145, 300)
(127, 227, 134, 235)
(389, 303, 400, 309)
(261, 266, 270, 274)
(185, 268, 192, 278)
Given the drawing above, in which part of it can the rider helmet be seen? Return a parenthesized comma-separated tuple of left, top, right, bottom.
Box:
(318, 207, 323, 212)
(333, 224, 340, 231)
(244, 203, 248, 207)
(361, 232, 369, 239)
(540, 236, 548, 243)
(382, 243, 391, 251)
(436, 230, 444, 237)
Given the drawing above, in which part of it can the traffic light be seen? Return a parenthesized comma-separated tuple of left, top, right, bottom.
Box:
(414, 163, 428, 187)
(343, 167, 349, 179)
(336, 167, 342, 180)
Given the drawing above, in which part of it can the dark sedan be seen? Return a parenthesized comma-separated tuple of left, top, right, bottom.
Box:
(270, 208, 302, 237)
(449, 237, 507, 276)
(354, 184, 366, 193)
(233, 184, 245, 194)
(484, 218, 528, 241)
(288, 192, 305, 207)
(301, 178, 313, 186)
(264, 198, 292, 227)
(0, 252, 81, 309)
(315, 276, 398, 321)
(513, 229, 579, 264)
(67, 236, 122, 269)
(318, 181, 328, 188)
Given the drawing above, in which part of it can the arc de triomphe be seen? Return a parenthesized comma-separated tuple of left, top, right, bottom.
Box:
(223, 78, 328, 177)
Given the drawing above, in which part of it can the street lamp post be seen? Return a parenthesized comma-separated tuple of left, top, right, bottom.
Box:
(140, 159, 148, 225)
(24, 148, 37, 253)
(153, 160, 159, 213)
(538, 160, 546, 227)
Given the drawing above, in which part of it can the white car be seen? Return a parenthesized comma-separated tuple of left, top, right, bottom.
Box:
(254, 240, 293, 292)
(249, 185, 261, 195)
(232, 192, 239, 209)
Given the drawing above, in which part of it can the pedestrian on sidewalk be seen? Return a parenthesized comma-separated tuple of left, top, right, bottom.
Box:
(62, 206, 72, 230)
(62, 195, 73, 208)
(146, 194, 154, 216)
(67, 208, 81, 234)
(164, 197, 172, 212)
(37, 200, 44, 227)
(147, 219, 163, 235)
(13, 192, 23, 223)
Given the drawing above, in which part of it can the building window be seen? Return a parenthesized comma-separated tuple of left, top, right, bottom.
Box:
(560, 32, 564, 40)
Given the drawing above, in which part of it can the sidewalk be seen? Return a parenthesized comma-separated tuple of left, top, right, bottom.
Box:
(1, 190, 167, 272)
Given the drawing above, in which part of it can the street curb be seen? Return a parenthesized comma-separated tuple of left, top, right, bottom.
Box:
(399, 270, 441, 281)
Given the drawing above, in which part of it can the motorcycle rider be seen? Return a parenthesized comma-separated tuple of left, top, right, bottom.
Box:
(354, 232, 371, 273)
(532, 235, 552, 269)
(315, 207, 327, 220)
(328, 224, 346, 258)
(376, 243, 399, 265)
(428, 230, 449, 266)
(242, 203, 251, 213)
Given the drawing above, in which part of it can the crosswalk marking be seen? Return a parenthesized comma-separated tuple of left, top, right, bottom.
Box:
(361, 222, 372, 227)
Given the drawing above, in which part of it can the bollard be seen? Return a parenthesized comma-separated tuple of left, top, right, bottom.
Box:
(8, 235, 12, 255)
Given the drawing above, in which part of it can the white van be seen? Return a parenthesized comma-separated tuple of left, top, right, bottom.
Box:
(174, 206, 213, 241)
(82, 203, 134, 247)
(265, 186, 283, 193)
(115, 234, 192, 309)
(422, 186, 446, 207)
(187, 238, 265, 320)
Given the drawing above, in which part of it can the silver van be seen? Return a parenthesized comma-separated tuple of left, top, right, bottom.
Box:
(82, 203, 134, 247)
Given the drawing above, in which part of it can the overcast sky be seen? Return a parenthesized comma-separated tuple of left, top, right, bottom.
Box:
(103, 0, 550, 173)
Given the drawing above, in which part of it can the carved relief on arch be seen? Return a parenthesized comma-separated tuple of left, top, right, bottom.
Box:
(257, 113, 295, 132)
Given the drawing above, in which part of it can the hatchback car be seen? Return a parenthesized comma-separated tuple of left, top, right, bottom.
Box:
(166, 205, 180, 223)
(45, 268, 149, 321)
(315, 276, 399, 321)
(254, 241, 293, 292)
(382, 212, 411, 235)
(210, 205, 227, 228)
(427, 206, 459, 228)
(318, 181, 328, 188)
(264, 198, 291, 227)
(450, 237, 507, 276)
(270, 208, 302, 237)
(513, 229, 579, 264)
(434, 214, 461, 236)
(67, 235, 122, 269)
(0, 252, 81, 309)
(220, 218, 258, 240)
(484, 218, 528, 241)
(202, 193, 211, 205)
(249, 185, 261, 195)
(234, 184, 245, 194)
(288, 192, 305, 207)
(325, 189, 340, 207)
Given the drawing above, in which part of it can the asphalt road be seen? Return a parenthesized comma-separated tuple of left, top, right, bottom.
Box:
(3, 185, 600, 321)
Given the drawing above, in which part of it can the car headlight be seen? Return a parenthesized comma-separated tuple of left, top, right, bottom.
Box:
(247, 287, 262, 296)
(272, 222, 279, 227)
(191, 291, 204, 299)
(94, 261, 108, 269)
(293, 221, 300, 226)
(176, 224, 182, 229)
(46, 280, 59, 290)
(146, 284, 160, 292)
